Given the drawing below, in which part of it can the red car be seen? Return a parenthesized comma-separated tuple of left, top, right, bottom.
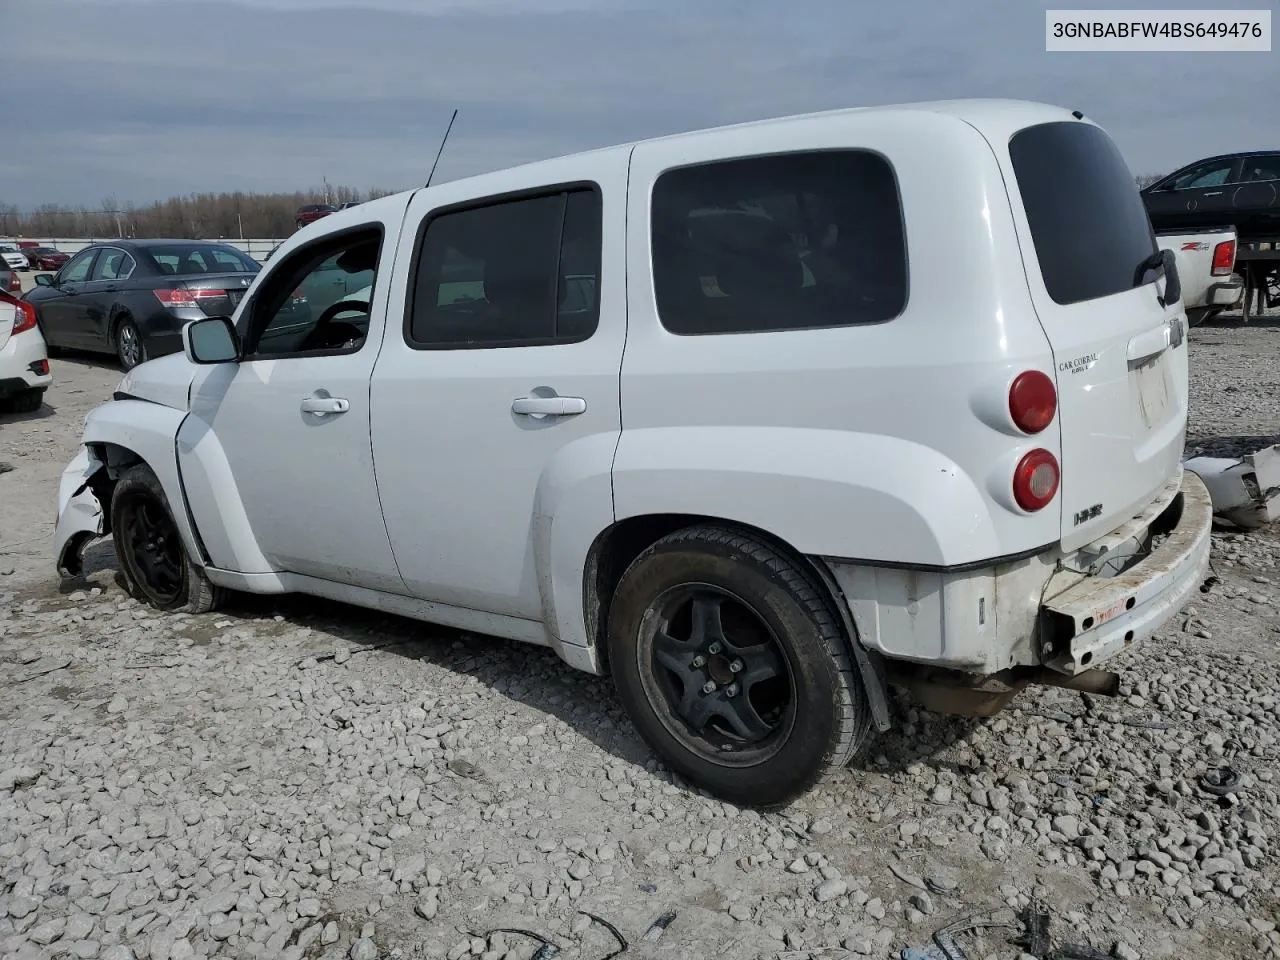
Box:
(27, 247, 70, 271)
(295, 203, 336, 229)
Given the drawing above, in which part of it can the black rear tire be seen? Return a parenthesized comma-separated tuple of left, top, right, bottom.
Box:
(114, 316, 146, 370)
(111, 464, 223, 614)
(608, 524, 869, 808)
(2, 389, 44, 414)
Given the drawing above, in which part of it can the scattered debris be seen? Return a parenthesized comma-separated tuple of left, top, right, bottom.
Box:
(474, 928, 560, 959)
(1185, 444, 1280, 528)
(579, 912, 627, 960)
(642, 910, 677, 943)
(296, 639, 405, 667)
(0, 462, 13, 475)
(0, 766, 41, 792)
(447, 758, 484, 780)
(637, 883, 657, 894)
(1199, 764, 1243, 797)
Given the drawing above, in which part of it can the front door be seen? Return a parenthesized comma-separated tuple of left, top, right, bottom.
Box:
(179, 215, 407, 592)
(38, 249, 98, 348)
(370, 158, 628, 622)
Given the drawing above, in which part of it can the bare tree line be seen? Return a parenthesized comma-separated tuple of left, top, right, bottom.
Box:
(0, 184, 398, 240)
(0, 174, 1168, 242)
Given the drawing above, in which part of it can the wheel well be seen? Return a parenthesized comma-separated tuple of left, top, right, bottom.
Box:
(583, 513, 842, 673)
(83, 442, 145, 534)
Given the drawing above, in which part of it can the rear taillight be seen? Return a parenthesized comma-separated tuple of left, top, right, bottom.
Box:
(1008, 370, 1057, 434)
(7, 274, 20, 292)
(1211, 239, 1235, 276)
(1013, 449, 1059, 512)
(154, 288, 228, 309)
(1, 290, 38, 335)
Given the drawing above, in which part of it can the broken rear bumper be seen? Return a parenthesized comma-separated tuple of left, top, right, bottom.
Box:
(54, 446, 107, 579)
(1041, 469, 1213, 675)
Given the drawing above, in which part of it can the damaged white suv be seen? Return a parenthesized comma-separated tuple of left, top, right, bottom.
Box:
(54, 100, 1212, 807)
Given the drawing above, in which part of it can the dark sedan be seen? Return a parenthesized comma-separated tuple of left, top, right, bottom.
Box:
(1142, 150, 1280, 240)
(24, 239, 261, 370)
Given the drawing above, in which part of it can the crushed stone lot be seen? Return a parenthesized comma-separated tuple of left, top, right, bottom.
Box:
(2, 316, 1280, 960)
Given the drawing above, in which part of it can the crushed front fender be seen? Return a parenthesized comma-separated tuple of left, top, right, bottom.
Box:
(54, 445, 108, 579)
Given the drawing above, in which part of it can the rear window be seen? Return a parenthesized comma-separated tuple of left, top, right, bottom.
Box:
(144, 244, 259, 276)
(1009, 121, 1158, 306)
(650, 150, 908, 335)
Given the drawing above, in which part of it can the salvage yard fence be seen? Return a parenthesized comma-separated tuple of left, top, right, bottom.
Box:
(3, 238, 287, 263)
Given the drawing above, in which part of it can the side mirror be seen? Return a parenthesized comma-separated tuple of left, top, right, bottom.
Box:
(182, 316, 240, 365)
(34, 274, 54, 286)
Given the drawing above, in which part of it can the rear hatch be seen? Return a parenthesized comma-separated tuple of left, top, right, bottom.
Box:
(1004, 119, 1187, 551)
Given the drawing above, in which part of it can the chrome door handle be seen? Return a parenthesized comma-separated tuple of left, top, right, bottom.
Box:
(511, 396, 586, 417)
(1203, 191, 1224, 196)
(301, 396, 350, 415)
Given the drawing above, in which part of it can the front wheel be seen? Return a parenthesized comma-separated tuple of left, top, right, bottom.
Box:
(111, 464, 223, 613)
(114, 317, 146, 370)
(608, 525, 869, 808)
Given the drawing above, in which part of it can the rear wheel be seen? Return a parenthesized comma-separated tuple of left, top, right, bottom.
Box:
(2, 389, 44, 414)
(111, 464, 223, 614)
(114, 316, 146, 370)
(608, 525, 869, 808)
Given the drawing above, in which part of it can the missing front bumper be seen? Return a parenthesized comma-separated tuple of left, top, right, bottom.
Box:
(53, 446, 107, 579)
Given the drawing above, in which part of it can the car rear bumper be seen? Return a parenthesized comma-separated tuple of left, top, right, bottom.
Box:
(1207, 277, 1244, 307)
(1040, 469, 1213, 675)
(0, 330, 53, 395)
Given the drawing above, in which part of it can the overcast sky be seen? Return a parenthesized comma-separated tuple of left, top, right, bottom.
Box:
(5, 0, 1275, 208)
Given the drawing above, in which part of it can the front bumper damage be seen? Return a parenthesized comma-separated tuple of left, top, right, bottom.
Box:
(1184, 444, 1280, 529)
(54, 445, 109, 579)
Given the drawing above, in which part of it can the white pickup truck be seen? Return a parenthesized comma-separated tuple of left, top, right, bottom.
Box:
(1157, 227, 1243, 326)
(53, 99, 1213, 806)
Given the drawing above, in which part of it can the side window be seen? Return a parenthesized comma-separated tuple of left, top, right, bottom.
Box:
(407, 187, 602, 349)
(651, 151, 907, 335)
(1170, 160, 1235, 190)
(1242, 156, 1280, 183)
(244, 228, 382, 359)
(59, 250, 96, 283)
(91, 249, 135, 281)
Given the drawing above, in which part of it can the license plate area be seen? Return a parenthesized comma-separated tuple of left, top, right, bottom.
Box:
(1132, 353, 1170, 429)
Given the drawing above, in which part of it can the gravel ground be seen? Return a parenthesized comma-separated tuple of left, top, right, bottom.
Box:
(2, 313, 1279, 960)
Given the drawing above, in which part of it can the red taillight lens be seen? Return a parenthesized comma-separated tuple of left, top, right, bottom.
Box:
(154, 288, 196, 308)
(7, 274, 19, 292)
(1008, 370, 1057, 434)
(3, 291, 39, 335)
(1211, 239, 1235, 276)
(1013, 449, 1059, 511)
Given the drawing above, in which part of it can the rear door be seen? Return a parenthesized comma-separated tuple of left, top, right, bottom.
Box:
(1001, 118, 1188, 550)
(82, 246, 135, 347)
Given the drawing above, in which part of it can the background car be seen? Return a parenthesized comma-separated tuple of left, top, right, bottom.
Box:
(0, 244, 29, 271)
(0, 268, 22, 294)
(23, 238, 264, 370)
(294, 203, 335, 229)
(27, 246, 70, 271)
(1141, 150, 1280, 240)
(0, 288, 52, 413)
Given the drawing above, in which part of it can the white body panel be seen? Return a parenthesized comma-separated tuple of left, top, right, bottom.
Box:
(178, 193, 413, 593)
(0, 304, 52, 392)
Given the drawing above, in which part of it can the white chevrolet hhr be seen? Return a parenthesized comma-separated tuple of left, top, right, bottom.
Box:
(54, 99, 1211, 807)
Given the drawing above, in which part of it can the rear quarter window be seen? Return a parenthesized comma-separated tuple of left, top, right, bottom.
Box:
(1009, 121, 1157, 307)
(650, 150, 907, 335)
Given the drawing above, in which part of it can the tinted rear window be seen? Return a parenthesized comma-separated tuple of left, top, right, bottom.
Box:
(651, 150, 907, 335)
(144, 245, 259, 275)
(1009, 121, 1157, 306)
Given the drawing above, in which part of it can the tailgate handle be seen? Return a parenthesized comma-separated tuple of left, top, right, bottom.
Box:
(1127, 324, 1171, 364)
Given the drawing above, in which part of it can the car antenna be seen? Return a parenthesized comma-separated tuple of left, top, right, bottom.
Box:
(425, 108, 459, 188)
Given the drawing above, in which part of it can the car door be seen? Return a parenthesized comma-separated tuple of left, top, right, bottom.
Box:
(1145, 156, 1241, 231)
(370, 158, 627, 622)
(82, 246, 135, 348)
(36, 248, 98, 347)
(1233, 153, 1280, 237)
(178, 209, 409, 593)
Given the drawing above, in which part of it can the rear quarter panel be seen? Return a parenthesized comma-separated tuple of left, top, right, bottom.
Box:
(617, 108, 1061, 566)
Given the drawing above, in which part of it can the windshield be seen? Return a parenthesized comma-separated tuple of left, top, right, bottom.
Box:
(1008, 121, 1158, 306)
(142, 244, 259, 276)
